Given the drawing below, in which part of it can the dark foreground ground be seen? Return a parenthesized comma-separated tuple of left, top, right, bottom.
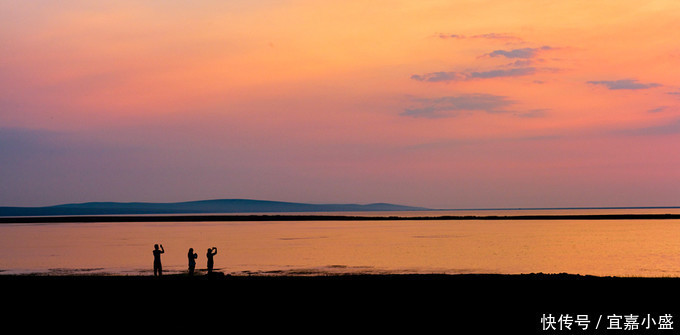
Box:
(4, 272, 680, 333)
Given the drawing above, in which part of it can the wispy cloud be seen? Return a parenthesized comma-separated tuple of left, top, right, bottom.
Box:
(401, 94, 515, 118)
(615, 118, 680, 136)
(485, 46, 552, 59)
(411, 67, 537, 82)
(435, 32, 523, 42)
(506, 60, 535, 67)
(436, 33, 465, 39)
(587, 79, 661, 90)
(470, 67, 537, 79)
(470, 33, 523, 42)
(513, 109, 549, 118)
(647, 106, 668, 113)
(410, 72, 467, 82)
(0, 127, 131, 161)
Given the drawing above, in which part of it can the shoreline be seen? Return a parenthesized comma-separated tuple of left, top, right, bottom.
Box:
(1, 272, 678, 280)
(2, 213, 680, 223)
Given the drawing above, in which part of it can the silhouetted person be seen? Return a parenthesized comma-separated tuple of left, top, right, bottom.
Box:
(153, 244, 165, 276)
(206, 247, 217, 275)
(188, 248, 198, 275)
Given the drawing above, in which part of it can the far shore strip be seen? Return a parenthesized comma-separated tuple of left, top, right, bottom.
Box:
(1, 213, 679, 223)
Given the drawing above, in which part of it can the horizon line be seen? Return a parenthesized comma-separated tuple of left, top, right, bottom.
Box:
(0, 197, 678, 212)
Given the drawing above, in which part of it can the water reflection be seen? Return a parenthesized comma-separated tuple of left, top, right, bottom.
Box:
(1, 210, 680, 277)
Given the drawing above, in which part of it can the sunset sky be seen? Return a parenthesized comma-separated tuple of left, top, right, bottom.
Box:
(2, 0, 679, 209)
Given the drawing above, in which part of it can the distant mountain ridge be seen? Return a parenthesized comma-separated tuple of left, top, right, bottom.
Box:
(0, 199, 430, 216)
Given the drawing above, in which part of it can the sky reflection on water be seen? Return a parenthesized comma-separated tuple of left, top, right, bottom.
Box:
(2, 209, 680, 277)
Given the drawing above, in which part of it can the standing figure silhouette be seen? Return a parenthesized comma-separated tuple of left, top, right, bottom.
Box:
(188, 248, 198, 276)
(153, 244, 165, 276)
(206, 247, 217, 275)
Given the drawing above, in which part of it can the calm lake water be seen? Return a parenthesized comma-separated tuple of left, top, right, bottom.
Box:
(2, 208, 680, 277)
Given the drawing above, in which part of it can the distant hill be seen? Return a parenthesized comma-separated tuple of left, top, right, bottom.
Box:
(0, 199, 430, 216)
